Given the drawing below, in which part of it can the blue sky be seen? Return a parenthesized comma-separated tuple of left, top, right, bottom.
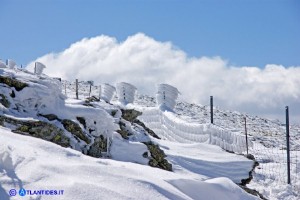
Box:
(0, 0, 299, 67)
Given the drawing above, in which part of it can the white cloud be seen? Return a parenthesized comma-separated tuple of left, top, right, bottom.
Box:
(28, 33, 300, 123)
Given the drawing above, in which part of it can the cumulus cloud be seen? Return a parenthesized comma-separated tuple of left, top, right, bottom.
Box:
(28, 33, 300, 123)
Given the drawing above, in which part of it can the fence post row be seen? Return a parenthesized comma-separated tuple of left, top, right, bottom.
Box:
(210, 96, 213, 124)
(286, 106, 291, 184)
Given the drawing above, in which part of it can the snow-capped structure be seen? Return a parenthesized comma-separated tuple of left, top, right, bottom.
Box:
(100, 83, 116, 103)
(7, 59, 16, 69)
(156, 83, 179, 111)
(34, 62, 46, 75)
(116, 82, 137, 105)
(0, 60, 6, 68)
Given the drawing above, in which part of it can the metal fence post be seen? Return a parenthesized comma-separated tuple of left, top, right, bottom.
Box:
(75, 79, 79, 99)
(210, 96, 213, 124)
(286, 106, 291, 184)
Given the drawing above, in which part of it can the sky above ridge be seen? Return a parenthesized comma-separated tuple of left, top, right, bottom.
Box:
(0, 0, 299, 123)
(0, 0, 299, 67)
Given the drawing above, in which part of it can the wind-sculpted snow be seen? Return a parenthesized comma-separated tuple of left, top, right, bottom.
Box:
(156, 84, 179, 111)
(100, 83, 116, 103)
(138, 108, 251, 153)
(116, 82, 137, 105)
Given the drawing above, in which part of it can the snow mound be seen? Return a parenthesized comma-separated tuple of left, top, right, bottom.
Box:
(0, 127, 258, 200)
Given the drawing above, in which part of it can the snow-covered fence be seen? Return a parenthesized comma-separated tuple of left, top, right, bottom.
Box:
(7, 59, 16, 69)
(100, 83, 116, 103)
(0, 60, 6, 68)
(156, 84, 179, 111)
(116, 82, 137, 105)
(34, 62, 46, 75)
(245, 122, 300, 188)
(138, 108, 250, 153)
(138, 107, 300, 188)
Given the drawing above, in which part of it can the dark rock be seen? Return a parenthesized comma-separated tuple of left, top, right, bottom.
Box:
(238, 185, 267, 200)
(111, 110, 118, 117)
(246, 154, 255, 160)
(116, 129, 129, 140)
(142, 152, 148, 158)
(121, 109, 142, 122)
(0, 94, 10, 108)
(116, 120, 133, 139)
(85, 96, 99, 103)
(0, 75, 28, 91)
(76, 116, 86, 129)
(143, 141, 172, 171)
(0, 115, 70, 148)
(38, 114, 60, 121)
(87, 135, 107, 158)
(240, 158, 259, 186)
(62, 119, 91, 144)
(10, 90, 15, 98)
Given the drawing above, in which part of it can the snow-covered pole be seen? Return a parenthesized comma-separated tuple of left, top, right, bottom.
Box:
(210, 96, 214, 124)
(75, 79, 79, 99)
(286, 106, 291, 184)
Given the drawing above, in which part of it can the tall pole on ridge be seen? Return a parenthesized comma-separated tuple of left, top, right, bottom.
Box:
(210, 96, 214, 124)
(286, 106, 291, 184)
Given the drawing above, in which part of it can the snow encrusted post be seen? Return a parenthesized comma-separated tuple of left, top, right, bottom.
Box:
(0, 60, 6, 68)
(286, 106, 291, 184)
(100, 83, 116, 103)
(116, 82, 137, 105)
(156, 84, 179, 111)
(244, 116, 249, 155)
(34, 62, 46, 75)
(7, 59, 16, 69)
(87, 81, 94, 97)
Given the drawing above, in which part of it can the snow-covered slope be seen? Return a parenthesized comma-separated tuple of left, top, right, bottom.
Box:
(0, 126, 256, 200)
(1, 66, 299, 199)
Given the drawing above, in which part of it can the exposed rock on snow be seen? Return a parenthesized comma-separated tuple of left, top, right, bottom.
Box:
(0, 115, 70, 147)
(0, 75, 28, 91)
(144, 141, 172, 171)
(62, 119, 91, 144)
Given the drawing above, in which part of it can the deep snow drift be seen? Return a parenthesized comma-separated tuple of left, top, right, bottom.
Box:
(0, 127, 256, 200)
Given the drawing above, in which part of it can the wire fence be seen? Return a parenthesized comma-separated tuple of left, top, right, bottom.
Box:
(61, 80, 300, 195)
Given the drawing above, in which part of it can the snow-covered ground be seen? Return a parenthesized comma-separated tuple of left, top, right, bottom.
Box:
(61, 79, 300, 199)
(0, 126, 256, 200)
(0, 67, 299, 199)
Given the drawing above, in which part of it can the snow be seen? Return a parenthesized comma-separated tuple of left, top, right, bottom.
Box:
(1, 67, 299, 199)
(0, 127, 257, 200)
(156, 84, 179, 111)
(100, 83, 116, 102)
(137, 107, 250, 153)
(116, 82, 137, 105)
(0, 61, 6, 68)
(7, 60, 16, 69)
(34, 62, 46, 75)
